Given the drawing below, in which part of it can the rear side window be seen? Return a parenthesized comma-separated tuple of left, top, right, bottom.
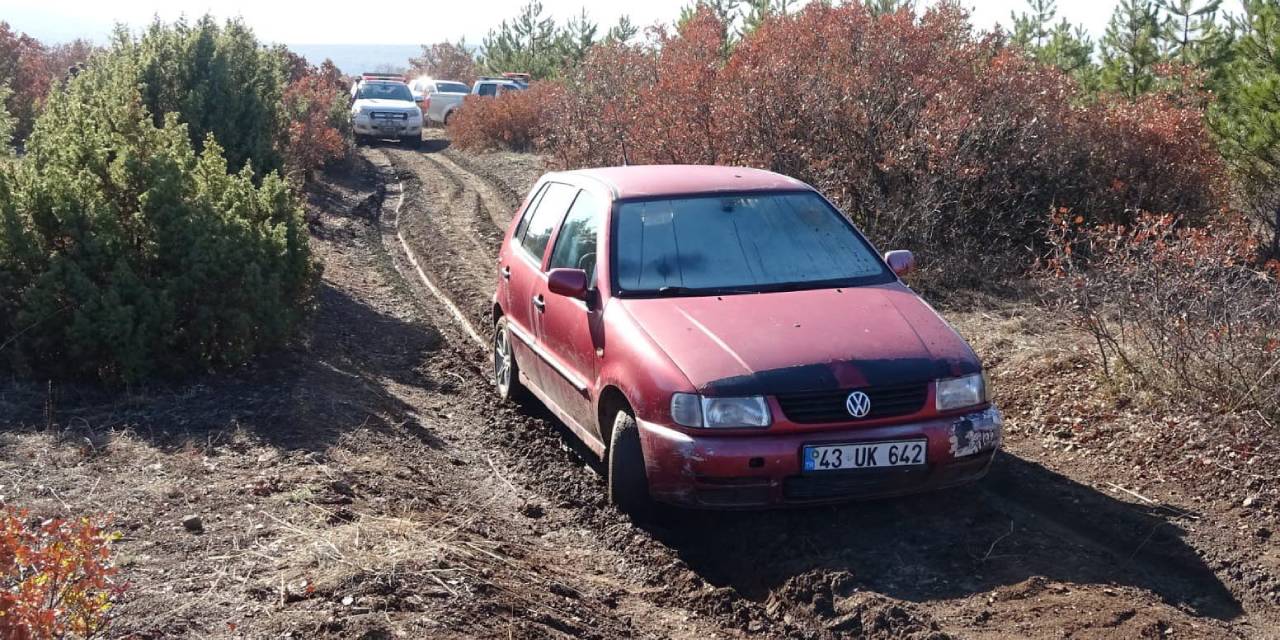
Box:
(548, 191, 603, 279)
(437, 82, 469, 93)
(514, 184, 549, 242)
(519, 183, 577, 262)
(476, 83, 497, 97)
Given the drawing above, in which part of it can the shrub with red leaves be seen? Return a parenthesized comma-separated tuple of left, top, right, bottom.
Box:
(460, 3, 1226, 290)
(281, 60, 351, 183)
(0, 507, 125, 639)
(0, 23, 95, 147)
(448, 82, 559, 153)
(1042, 211, 1280, 418)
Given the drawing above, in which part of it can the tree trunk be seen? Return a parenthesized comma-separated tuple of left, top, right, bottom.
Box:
(1273, 204, 1280, 261)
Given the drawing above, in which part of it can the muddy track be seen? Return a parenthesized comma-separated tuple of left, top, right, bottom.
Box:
(366, 142, 1264, 639)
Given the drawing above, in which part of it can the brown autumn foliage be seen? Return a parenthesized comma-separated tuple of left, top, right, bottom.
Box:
(0, 507, 125, 639)
(447, 82, 558, 153)
(1041, 211, 1280, 420)
(0, 22, 97, 146)
(455, 3, 1226, 291)
(281, 60, 352, 183)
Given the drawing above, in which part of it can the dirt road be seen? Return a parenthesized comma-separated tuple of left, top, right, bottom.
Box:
(0, 132, 1273, 638)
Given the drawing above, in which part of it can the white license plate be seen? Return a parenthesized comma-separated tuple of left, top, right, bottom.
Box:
(802, 440, 926, 472)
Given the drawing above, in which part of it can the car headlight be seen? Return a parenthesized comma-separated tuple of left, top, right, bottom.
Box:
(935, 372, 989, 412)
(671, 393, 771, 429)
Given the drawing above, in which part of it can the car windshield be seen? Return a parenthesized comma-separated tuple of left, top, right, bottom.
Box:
(358, 82, 413, 102)
(436, 81, 469, 94)
(612, 191, 893, 296)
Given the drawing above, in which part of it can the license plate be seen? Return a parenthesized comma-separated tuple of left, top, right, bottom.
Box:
(803, 440, 926, 472)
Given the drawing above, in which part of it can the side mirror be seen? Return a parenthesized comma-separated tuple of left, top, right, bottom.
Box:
(547, 268, 589, 300)
(884, 250, 916, 277)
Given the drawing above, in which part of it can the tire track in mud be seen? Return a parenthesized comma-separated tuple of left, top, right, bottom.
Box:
(366, 144, 1253, 639)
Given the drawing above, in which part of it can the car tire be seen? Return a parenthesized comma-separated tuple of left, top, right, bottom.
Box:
(493, 317, 526, 402)
(443, 111, 453, 127)
(354, 134, 367, 146)
(608, 409, 653, 518)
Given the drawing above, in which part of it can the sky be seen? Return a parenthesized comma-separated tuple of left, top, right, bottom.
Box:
(0, 0, 1243, 46)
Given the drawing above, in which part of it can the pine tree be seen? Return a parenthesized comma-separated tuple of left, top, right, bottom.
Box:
(740, 0, 799, 37)
(557, 10, 598, 68)
(0, 83, 12, 157)
(1100, 0, 1162, 98)
(1212, 0, 1280, 258)
(1011, 0, 1057, 49)
(480, 1, 561, 79)
(606, 15, 639, 44)
(863, 0, 914, 16)
(1158, 0, 1223, 62)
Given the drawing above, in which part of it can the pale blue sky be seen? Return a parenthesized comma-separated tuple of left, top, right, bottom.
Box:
(0, 0, 1242, 46)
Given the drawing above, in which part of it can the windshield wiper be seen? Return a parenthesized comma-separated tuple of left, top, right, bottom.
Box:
(654, 286, 756, 297)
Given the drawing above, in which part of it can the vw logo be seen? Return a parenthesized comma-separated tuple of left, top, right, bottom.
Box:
(845, 391, 872, 418)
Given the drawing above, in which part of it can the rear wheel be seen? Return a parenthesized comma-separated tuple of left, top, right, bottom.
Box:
(493, 317, 526, 402)
(608, 409, 653, 518)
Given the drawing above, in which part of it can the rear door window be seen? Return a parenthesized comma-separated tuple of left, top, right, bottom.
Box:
(476, 83, 497, 97)
(519, 183, 578, 263)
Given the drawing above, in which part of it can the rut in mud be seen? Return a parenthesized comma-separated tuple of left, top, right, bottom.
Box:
(365, 134, 1272, 639)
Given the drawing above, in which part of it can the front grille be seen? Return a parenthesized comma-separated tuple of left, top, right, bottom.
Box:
(776, 382, 928, 424)
(371, 111, 408, 120)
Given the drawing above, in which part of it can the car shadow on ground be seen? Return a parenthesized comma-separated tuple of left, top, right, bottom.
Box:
(0, 282, 448, 455)
(646, 451, 1242, 621)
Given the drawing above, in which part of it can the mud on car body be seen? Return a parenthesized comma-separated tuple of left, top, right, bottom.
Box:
(491, 165, 1002, 511)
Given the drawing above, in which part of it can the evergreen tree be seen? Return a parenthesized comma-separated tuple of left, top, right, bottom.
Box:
(0, 84, 12, 157)
(740, 0, 800, 37)
(1101, 0, 1162, 98)
(1158, 0, 1222, 62)
(480, 1, 561, 79)
(558, 10, 599, 68)
(1011, 0, 1057, 49)
(863, 0, 914, 16)
(606, 15, 639, 44)
(1212, 0, 1280, 258)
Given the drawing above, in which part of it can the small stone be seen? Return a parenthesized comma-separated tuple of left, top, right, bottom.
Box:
(1243, 496, 1257, 508)
(341, 595, 354, 606)
(181, 515, 203, 533)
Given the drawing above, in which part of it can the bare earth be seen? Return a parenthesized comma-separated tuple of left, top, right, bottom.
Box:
(0, 130, 1276, 639)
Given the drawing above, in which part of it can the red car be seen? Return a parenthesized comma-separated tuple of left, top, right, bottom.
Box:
(491, 165, 1002, 511)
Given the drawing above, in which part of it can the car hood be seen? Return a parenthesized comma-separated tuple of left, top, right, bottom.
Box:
(618, 282, 981, 395)
(355, 99, 418, 110)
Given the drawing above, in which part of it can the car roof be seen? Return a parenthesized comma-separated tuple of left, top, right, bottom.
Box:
(552, 165, 811, 199)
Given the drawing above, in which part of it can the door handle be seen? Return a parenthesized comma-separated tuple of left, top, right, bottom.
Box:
(501, 265, 511, 280)
(532, 294, 545, 312)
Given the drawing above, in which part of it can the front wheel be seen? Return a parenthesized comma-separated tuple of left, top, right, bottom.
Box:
(608, 410, 653, 518)
(493, 317, 526, 402)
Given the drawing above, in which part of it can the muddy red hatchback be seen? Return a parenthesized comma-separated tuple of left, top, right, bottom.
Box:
(491, 165, 1002, 511)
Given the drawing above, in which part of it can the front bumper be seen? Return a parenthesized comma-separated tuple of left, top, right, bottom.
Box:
(637, 407, 1002, 508)
(353, 119, 422, 137)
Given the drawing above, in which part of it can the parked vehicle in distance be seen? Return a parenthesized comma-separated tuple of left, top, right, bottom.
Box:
(409, 77, 471, 125)
(491, 165, 1003, 513)
(471, 75, 527, 97)
(349, 73, 423, 148)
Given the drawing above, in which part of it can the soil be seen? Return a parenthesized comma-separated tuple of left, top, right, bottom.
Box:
(0, 129, 1276, 638)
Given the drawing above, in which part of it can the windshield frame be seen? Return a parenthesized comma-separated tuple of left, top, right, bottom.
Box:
(608, 188, 896, 299)
(357, 81, 414, 102)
